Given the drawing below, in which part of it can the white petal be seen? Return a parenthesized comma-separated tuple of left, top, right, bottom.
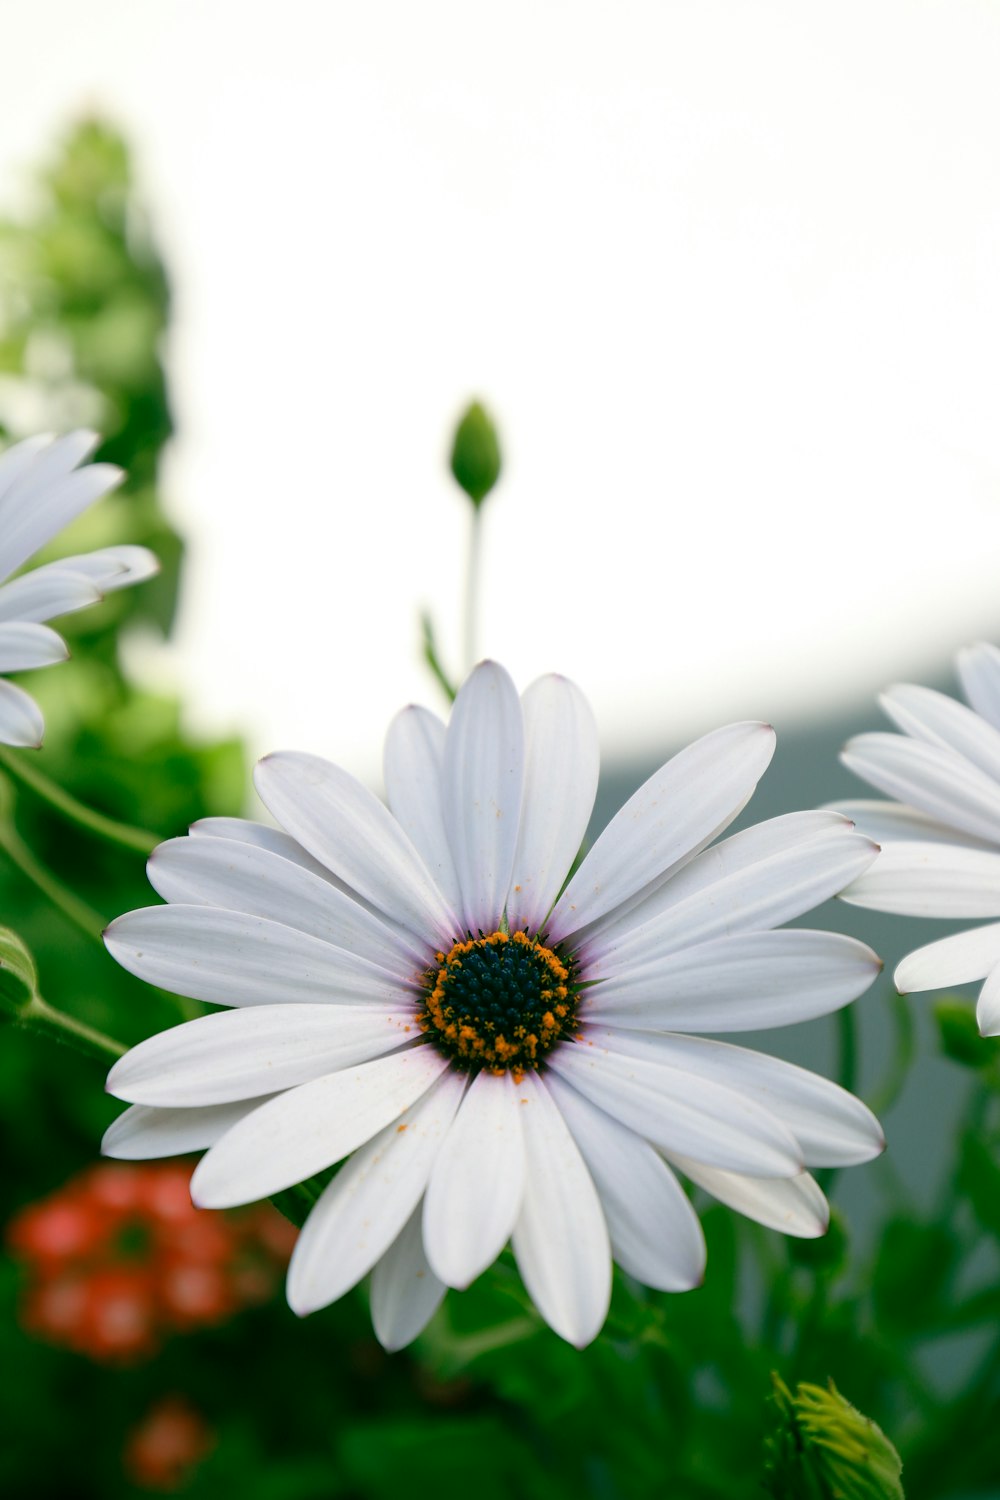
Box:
(0, 458, 123, 581)
(548, 1032, 803, 1177)
(507, 674, 600, 934)
(0, 433, 57, 503)
(957, 643, 1000, 731)
(587, 820, 876, 971)
(190, 816, 335, 875)
(423, 1071, 525, 1289)
(191, 1047, 449, 1208)
(255, 750, 458, 945)
(595, 1029, 884, 1168)
(881, 683, 1000, 784)
(977, 964, 1000, 1036)
(52, 544, 159, 591)
(287, 1069, 466, 1314)
(547, 1073, 705, 1291)
(104, 905, 415, 1008)
(831, 799, 993, 851)
(671, 1154, 828, 1238)
(583, 929, 881, 1032)
(511, 1071, 612, 1348)
(842, 732, 1000, 845)
(549, 722, 776, 944)
(370, 1203, 447, 1351)
(102, 1097, 272, 1160)
(0, 566, 101, 624)
(0, 431, 97, 511)
(0, 621, 67, 672)
(106, 1003, 418, 1107)
(894, 923, 1000, 992)
(442, 660, 525, 935)
(383, 705, 462, 913)
(148, 835, 420, 977)
(841, 841, 1000, 918)
(0, 678, 44, 746)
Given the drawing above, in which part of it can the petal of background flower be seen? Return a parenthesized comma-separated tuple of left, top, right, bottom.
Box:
(255, 751, 459, 945)
(583, 929, 880, 1032)
(383, 705, 463, 915)
(50, 544, 159, 590)
(670, 1153, 828, 1238)
(191, 1048, 449, 1208)
(507, 674, 600, 934)
(0, 567, 101, 624)
(148, 836, 420, 977)
(287, 1070, 466, 1314)
(0, 621, 67, 672)
(104, 906, 416, 1008)
(441, 660, 524, 935)
(0, 432, 55, 505)
(370, 1203, 447, 1352)
(957, 642, 1000, 731)
(548, 722, 776, 944)
(102, 1097, 274, 1159)
(0, 678, 44, 747)
(880, 683, 1000, 783)
(831, 799, 994, 850)
(549, 1032, 803, 1177)
(894, 923, 1000, 992)
(841, 732, 1000, 844)
(106, 1003, 418, 1106)
(423, 1070, 525, 1289)
(547, 1073, 706, 1291)
(976, 964, 1000, 1036)
(0, 456, 124, 581)
(841, 842, 1000, 917)
(511, 1072, 611, 1348)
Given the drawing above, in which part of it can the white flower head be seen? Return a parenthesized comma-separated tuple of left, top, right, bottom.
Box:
(0, 431, 159, 747)
(838, 643, 1000, 1038)
(104, 663, 884, 1349)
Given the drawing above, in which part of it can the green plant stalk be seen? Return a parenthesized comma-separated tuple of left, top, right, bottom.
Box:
(463, 501, 484, 674)
(0, 746, 158, 856)
(17, 993, 126, 1063)
(0, 820, 107, 939)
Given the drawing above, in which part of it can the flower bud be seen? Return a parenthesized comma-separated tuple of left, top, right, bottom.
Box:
(449, 400, 502, 508)
(764, 1376, 903, 1500)
(0, 926, 39, 1015)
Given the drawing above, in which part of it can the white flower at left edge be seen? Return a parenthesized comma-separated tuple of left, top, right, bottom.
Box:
(0, 431, 159, 747)
(103, 661, 885, 1351)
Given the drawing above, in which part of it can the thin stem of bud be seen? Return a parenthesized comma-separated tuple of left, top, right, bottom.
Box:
(0, 819, 107, 940)
(17, 993, 126, 1063)
(463, 503, 483, 674)
(0, 747, 158, 856)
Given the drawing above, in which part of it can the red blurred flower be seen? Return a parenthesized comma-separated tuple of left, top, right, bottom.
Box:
(7, 1161, 296, 1363)
(123, 1395, 215, 1492)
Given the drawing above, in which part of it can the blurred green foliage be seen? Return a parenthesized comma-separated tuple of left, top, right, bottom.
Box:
(1, 119, 999, 1500)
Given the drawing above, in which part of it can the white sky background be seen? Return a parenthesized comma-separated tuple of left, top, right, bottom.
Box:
(2, 0, 1000, 781)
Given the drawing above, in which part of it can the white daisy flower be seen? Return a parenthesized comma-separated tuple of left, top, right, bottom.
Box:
(103, 662, 884, 1349)
(0, 430, 158, 747)
(837, 643, 1000, 1038)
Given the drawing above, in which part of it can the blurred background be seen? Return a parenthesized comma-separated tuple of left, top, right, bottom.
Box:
(2, 3, 1000, 1496)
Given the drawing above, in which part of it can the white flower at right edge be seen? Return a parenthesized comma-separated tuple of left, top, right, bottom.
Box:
(837, 642, 1000, 1036)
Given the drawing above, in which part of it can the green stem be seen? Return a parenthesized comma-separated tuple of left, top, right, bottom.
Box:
(0, 820, 107, 940)
(816, 1006, 858, 1197)
(0, 746, 158, 856)
(17, 993, 126, 1063)
(463, 503, 483, 674)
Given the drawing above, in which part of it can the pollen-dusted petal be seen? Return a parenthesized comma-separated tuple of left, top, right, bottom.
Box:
(894, 923, 1000, 993)
(104, 905, 416, 1009)
(548, 722, 776, 944)
(507, 674, 600, 934)
(831, 799, 993, 850)
(255, 750, 459, 945)
(548, 1031, 803, 1178)
(383, 704, 462, 913)
(423, 1070, 525, 1290)
(583, 929, 881, 1033)
(841, 842, 1000, 918)
(102, 1097, 274, 1160)
(442, 660, 525, 935)
(957, 642, 1000, 731)
(287, 1069, 466, 1315)
(370, 1203, 447, 1352)
(842, 732, 1000, 845)
(0, 678, 44, 747)
(106, 1003, 417, 1107)
(670, 1154, 829, 1238)
(0, 621, 68, 672)
(0, 568, 101, 625)
(148, 835, 420, 977)
(191, 1047, 449, 1209)
(511, 1071, 611, 1348)
(547, 1073, 706, 1291)
(595, 1029, 884, 1168)
(881, 683, 1000, 784)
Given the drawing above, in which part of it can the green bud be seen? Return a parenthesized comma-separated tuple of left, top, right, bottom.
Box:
(0, 926, 40, 1016)
(763, 1376, 904, 1500)
(934, 998, 992, 1067)
(450, 400, 501, 508)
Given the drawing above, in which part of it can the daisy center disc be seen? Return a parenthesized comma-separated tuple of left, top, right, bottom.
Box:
(420, 930, 578, 1075)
